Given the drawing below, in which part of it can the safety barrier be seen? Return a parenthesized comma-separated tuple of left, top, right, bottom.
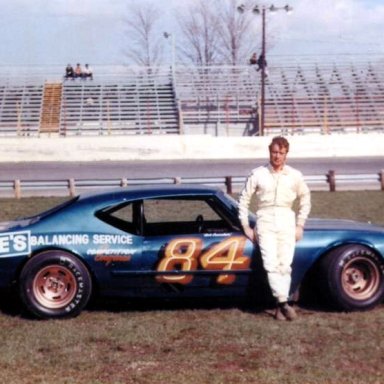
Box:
(0, 170, 383, 198)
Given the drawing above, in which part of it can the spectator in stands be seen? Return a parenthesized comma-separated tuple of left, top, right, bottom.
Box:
(82, 64, 93, 80)
(74, 63, 83, 79)
(65, 64, 74, 80)
(249, 53, 258, 66)
(256, 54, 268, 77)
(246, 107, 259, 136)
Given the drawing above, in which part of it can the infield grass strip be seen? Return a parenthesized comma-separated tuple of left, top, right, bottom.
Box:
(0, 192, 382, 383)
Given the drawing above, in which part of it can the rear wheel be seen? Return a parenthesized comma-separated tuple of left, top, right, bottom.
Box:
(20, 251, 92, 319)
(319, 245, 384, 311)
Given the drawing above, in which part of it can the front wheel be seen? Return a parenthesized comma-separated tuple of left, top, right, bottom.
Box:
(20, 251, 92, 319)
(319, 245, 384, 311)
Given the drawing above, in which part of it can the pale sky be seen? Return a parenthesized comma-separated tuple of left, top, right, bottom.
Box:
(0, 0, 383, 67)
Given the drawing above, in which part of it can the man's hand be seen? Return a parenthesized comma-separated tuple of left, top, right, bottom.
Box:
(244, 227, 256, 242)
(295, 225, 304, 242)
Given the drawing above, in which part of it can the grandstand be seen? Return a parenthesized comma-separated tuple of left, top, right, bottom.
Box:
(0, 61, 383, 136)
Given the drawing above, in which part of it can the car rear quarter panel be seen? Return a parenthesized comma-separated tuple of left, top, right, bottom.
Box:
(291, 227, 384, 293)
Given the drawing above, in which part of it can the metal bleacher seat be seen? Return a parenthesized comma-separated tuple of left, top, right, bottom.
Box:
(253, 61, 384, 135)
(174, 66, 259, 135)
(0, 81, 43, 136)
(0, 62, 383, 137)
(60, 67, 179, 135)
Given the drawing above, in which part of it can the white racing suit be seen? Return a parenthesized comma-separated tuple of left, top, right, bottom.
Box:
(238, 164, 311, 303)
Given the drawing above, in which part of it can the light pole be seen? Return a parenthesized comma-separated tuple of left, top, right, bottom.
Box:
(163, 32, 175, 70)
(238, 4, 292, 136)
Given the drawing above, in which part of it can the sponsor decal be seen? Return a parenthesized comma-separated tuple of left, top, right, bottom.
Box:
(156, 236, 250, 285)
(31, 234, 89, 246)
(92, 234, 133, 245)
(87, 248, 133, 256)
(94, 255, 132, 266)
(30, 233, 133, 247)
(90, 245, 132, 266)
(203, 233, 232, 237)
(0, 231, 31, 257)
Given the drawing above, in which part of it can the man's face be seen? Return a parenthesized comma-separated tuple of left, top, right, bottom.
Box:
(269, 144, 287, 171)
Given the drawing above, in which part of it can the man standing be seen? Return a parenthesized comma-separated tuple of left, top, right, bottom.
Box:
(238, 136, 311, 321)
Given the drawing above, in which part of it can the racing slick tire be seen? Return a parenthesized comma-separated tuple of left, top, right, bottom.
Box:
(19, 250, 92, 319)
(319, 244, 384, 311)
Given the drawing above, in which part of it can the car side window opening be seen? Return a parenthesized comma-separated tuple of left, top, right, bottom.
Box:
(96, 201, 142, 235)
(97, 197, 236, 236)
(142, 197, 234, 236)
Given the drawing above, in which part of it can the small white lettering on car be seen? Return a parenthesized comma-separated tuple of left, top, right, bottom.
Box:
(87, 248, 134, 256)
(14, 234, 28, 251)
(30, 234, 89, 246)
(0, 236, 9, 253)
(92, 234, 133, 245)
(0, 231, 30, 257)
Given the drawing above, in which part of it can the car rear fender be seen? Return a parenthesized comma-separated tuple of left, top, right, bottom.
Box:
(292, 240, 384, 299)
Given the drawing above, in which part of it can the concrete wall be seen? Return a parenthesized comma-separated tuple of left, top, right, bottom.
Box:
(0, 133, 383, 162)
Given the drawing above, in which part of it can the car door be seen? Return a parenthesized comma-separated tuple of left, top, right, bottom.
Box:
(140, 196, 254, 297)
(92, 200, 147, 291)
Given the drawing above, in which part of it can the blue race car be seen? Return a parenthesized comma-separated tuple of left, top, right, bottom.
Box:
(0, 185, 383, 319)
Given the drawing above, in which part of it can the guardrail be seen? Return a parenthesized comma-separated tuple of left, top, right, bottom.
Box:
(0, 170, 383, 198)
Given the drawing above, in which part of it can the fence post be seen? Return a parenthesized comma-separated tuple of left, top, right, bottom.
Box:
(327, 170, 336, 192)
(120, 178, 128, 187)
(68, 178, 76, 197)
(225, 176, 233, 194)
(14, 179, 21, 199)
(380, 170, 384, 191)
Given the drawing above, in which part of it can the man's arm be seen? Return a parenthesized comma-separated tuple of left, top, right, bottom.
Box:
(238, 171, 257, 241)
(295, 173, 311, 241)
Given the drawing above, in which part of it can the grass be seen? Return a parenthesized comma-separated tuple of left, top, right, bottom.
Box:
(0, 305, 383, 384)
(0, 191, 383, 383)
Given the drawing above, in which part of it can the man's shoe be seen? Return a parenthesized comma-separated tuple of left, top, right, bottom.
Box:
(281, 303, 298, 321)
(274, 306, 287, 321)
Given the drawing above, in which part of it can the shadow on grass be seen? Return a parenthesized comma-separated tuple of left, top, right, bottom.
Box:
(0, 285, 338, 320)
(87, 295, 265, 313)
(86, 293, 337, 319)
(0, 289, 28, 318)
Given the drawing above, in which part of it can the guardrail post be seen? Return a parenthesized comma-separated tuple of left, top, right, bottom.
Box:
(380, 170, 384, 191)
(68, 178, 76, 197)
(120, 178, 128, 187)
(327, 170, 336, 192)
(225, 176, 233, 194)
(174, 177, 181, 184)
(14, 179, 21, 199)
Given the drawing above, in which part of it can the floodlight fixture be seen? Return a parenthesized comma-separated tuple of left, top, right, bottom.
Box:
(237, 4, 246, 13)
(237, 3, 293, 136)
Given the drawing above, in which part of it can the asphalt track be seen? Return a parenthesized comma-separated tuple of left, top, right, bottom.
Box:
(0, 157, 383, 180)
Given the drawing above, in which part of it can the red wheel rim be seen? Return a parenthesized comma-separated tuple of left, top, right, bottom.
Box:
(341, 257, 380, 300)
(32, 265, 77, 309)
